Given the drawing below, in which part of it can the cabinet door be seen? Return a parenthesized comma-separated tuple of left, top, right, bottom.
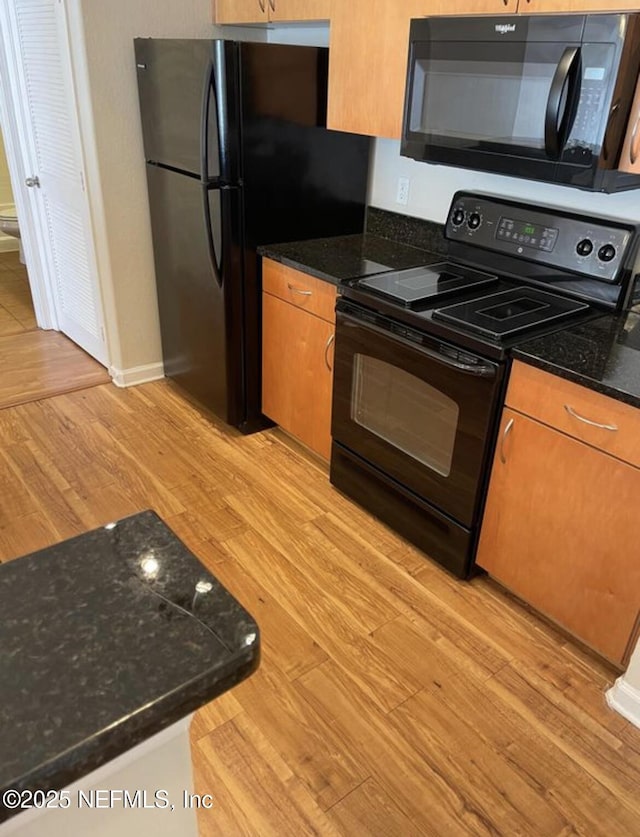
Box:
(327, 0, 518, 139)
(262, 292, 335, 460)
(620, 75, 640, 176)
(213, 0, 267, 24)
(476, 408, 640, 665)
(268, 0, 330, 21)
(518, 1, 640, 11)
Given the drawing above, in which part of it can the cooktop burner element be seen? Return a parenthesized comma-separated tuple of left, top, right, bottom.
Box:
(354, 258, 399, 276)
(358, 262, 498, 307)
(433, 287, 590, 339)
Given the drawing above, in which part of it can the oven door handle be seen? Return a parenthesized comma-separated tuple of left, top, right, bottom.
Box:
(339, 314, 497, 378)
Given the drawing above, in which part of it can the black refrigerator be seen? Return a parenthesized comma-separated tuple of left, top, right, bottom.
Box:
(134, 39, 371, 432)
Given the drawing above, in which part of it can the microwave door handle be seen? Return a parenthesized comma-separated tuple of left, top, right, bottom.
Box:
(545, 47, 581, 159)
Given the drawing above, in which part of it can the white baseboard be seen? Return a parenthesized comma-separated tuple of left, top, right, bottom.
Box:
(0, 235, 19, 252)
(606, 676, 640, 729)
(109, 361, 165, 388)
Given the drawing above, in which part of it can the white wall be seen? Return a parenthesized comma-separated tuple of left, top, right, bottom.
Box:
(370, 138, 640, 225)
(75, 0, 217, 376)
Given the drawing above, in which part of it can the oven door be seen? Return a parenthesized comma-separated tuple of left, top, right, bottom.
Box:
(331, 305, 502, 528)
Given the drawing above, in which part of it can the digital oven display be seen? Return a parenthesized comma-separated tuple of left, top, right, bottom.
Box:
(496, 216, 558, 253)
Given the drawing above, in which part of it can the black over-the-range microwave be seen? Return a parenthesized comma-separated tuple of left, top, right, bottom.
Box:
(401, 14, 640, 192)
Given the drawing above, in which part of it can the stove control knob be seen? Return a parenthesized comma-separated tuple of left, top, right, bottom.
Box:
(598, 243, 616, 262)
(451, 208, 465, 227)
(467, 212, 482, 230)
(576, 238, 593, 257)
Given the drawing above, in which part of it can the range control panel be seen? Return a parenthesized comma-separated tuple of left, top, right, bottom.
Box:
(446, 193, 633, 284)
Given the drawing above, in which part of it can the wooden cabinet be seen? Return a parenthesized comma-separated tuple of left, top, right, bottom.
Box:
(620, 74, 640, 176)
(213, 0, 329, 24)
(476, 361, 640, 666)
(262, 259, 336, 460)
(519, 1, 640, 12)
(327, 1, 518, 139)
(214, 0, 267, 24)
(269, 0, 330, 21)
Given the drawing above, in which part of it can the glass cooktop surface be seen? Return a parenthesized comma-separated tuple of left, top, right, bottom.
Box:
(358, 262, 498, 307)
(433, 287, 590, 339)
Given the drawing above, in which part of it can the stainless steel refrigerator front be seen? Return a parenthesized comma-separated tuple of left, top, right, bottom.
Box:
(135, 39, 370, 431)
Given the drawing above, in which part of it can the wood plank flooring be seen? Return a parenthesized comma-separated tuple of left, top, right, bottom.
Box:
(1, 380, 639, 835)
(0, 330, 110, 409)
(0, 251, 110, 408)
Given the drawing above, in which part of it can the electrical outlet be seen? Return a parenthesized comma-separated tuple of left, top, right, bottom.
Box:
(396, 176, 410, 206)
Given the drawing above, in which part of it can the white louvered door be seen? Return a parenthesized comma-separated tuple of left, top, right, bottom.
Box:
(4, 0, 107, 364)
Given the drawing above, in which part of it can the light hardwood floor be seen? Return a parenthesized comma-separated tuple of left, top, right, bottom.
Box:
(1, 380, 639, 835)
(0, 251, 110, 408)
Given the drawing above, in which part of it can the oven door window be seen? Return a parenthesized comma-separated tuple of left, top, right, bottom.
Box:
(331, 311, 502, 528)
(351, 354, 459, 478)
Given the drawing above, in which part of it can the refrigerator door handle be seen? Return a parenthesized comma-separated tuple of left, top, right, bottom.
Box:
(201, 58, 222, 183)
(203, 183, 223, 288)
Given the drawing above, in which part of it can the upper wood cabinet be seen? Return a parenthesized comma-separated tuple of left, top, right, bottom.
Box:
(327, 0, 518, 140)
(620, 74, 640, 175)
(213, 0, 330, 24)
(214, 0, 267, 24)
(519, 1, 640, 12)
(270, 0, 330, 21)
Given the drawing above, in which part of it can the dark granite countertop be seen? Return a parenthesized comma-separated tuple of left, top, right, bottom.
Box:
(259, 205, 640, 409)
(258, 208, 448, 285)
(513, 307, 640, 409)
(259, 232, 441, 285)
(0, 510, 259, 822)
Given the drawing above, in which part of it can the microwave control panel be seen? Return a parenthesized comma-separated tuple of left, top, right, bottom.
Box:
(446, 194, 633, 283)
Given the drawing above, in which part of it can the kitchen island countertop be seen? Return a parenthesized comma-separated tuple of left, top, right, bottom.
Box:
(0, 510, 259, 823)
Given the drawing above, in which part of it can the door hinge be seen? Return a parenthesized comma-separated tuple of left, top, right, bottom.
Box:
(80, 171, 86, 192)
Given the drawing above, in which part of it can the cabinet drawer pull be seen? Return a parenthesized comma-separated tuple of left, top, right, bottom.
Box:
(324, 333, 335, 371)
(564, 404, 618, 431)
(630, 114, 640, 166)
(500, 417, 514, 464)
(268, 0, 275, 10)
(258, 0, 265, 11)
(287, 283, 312, 297)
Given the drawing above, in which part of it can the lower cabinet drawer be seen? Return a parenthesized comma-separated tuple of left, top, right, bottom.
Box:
(262, 258, 337, 324)
(506, 361, 640, 469)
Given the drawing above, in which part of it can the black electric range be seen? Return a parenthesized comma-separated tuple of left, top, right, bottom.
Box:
(330, 193, 640, 579)
(341, 192, 640, 360)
